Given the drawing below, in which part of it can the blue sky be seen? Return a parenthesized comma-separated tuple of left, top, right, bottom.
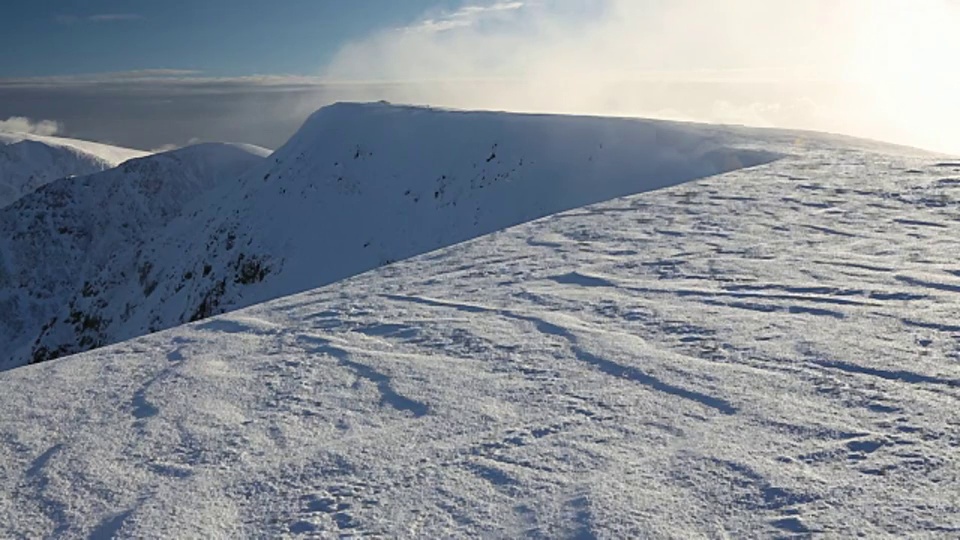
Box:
(0, 0, 456, 77)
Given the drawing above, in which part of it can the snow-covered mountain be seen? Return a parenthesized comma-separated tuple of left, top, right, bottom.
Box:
(0, 131, 957, 536)
(15, 102, 787, 369)
(0, 143, 270, 368)
(0, 131, 148, 208)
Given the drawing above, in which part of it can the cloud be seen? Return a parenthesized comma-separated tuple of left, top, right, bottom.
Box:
(88, 14, 144, 22)
(56, 13, 144, 24)
(0, 73, 340, 150)
(409, 1, 525, 33)
(327, 1, 843, 82)
(319, 0, 960, 154)
(320, 0, 859, 137)
(1, 1, 956, 154)
(0, 69, 912, 154)
(0, 116, 62, 136)
(0, 70, 325, 92)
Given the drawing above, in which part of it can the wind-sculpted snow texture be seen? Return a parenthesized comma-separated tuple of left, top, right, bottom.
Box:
(0, 132, 148, 208)
(17, 103, 782, 368)
(0, 144, 269, 368)
(0, 144, 958, 537)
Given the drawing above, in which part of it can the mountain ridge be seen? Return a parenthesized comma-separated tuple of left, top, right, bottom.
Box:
(0, 143, 268, 367)
(15, 102, 786, 368)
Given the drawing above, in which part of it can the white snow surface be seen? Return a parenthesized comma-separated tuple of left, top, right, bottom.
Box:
(0, 131, 148, 208)
(0, 143, 269, 366)
(1, 107, 959, 536)
(219, 142, 273, 158)
(17, 102, 786, 369)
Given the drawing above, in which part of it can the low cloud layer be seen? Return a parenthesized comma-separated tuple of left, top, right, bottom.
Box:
(0, 73, 348, 150)
(0, 116, 62, 136)
(410, 1, 525, 33)
(0, 74, 864, 153)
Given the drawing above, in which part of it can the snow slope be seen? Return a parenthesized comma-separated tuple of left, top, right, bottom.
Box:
(0, 142, 957, 537)
(18, 102, 783, 368)
(0, 132, 148, 208)
(0, 143, 269, 367)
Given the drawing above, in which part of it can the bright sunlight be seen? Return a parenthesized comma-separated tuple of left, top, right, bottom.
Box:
(850, 0, 960, 153)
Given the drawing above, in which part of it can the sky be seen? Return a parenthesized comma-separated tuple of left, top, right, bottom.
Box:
(1, 0, 958, 154)
(0, 0, 448, 77)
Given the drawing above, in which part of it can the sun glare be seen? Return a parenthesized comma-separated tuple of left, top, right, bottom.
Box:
(851, 0, 960, 152)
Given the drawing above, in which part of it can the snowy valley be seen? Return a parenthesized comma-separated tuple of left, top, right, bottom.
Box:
(0, 103, 958, 537)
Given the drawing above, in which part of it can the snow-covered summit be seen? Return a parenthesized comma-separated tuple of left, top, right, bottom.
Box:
(17, 102, 784, 368)
(210, 101, 783, 297)
(0, 131, 148, 207)
(0, 142, 268, 367)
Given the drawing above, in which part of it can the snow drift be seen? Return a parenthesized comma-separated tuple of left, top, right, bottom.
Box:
(17, 102, 782, 368)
